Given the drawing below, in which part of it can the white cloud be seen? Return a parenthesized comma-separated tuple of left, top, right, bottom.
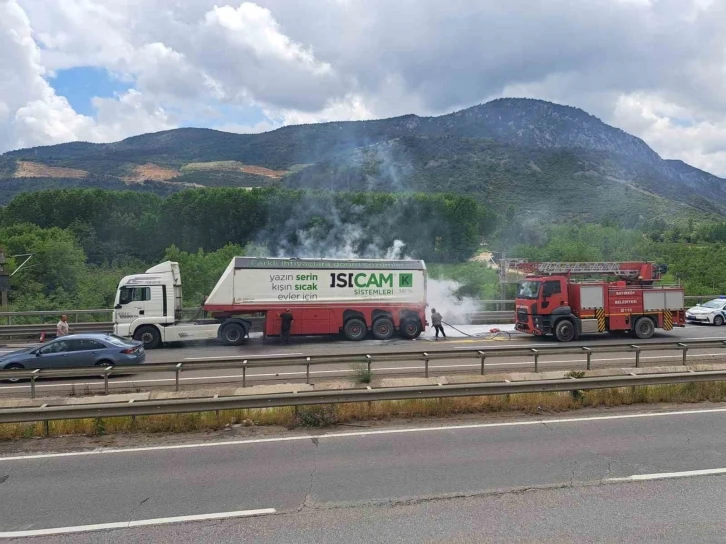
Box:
(272, 94, 373, 126)
(0, 0, 93, 149)
(0, 0, 172, 150)
(613, 92, 726, 176)
(90, 89, 175, 141)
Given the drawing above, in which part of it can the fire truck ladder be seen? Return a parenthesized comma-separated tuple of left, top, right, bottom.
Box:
(526, 262, 641, 279)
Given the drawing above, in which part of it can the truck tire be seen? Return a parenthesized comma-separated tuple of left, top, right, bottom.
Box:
(634, 317, 655, 339)
(344, 318, 367, 341)
(554, 319, 576, 342)
(134, 326, 161, 349)
(400, 318, 422, 340)
(372, 317, 394, 340)
(221, 323, 247, 346)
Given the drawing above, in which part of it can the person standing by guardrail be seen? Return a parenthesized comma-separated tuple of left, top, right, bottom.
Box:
(431, 309, 446, 340)
(56, 315, 69, 337)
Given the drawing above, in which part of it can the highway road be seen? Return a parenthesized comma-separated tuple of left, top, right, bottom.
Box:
(2, 404, 726, 542)
(2, 324, 726, 397)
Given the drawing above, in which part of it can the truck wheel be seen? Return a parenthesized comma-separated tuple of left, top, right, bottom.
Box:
(134, 326, 161, 349)
(400, 318, 422, 340)
(554, 320, 575, 342)
(634, 317, 655, 339)
(344, 318, 367, 341)
(221, 323, 247, 346)
(372, 317, 394, 340)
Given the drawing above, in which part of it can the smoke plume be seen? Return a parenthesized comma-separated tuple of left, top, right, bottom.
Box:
(269, 222, 478, 324)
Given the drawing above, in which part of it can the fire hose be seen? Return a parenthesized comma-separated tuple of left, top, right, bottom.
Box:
(440, 320, 513, 340)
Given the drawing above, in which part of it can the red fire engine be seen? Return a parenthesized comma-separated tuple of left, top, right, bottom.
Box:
(513, 262, 686, 342)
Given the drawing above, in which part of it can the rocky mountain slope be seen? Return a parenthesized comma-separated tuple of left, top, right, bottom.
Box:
(1, 98, 724, 220)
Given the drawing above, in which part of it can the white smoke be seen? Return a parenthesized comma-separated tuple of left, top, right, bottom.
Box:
(273, 229, 477, 326)
(425, 277, 480, 325)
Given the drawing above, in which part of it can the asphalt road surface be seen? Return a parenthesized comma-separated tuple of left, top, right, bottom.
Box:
(3, 323, 726, 397)
(2, 404, 726, 542)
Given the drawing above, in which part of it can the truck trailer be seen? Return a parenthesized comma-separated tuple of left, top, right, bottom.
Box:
(513, 261, 686, 342)
(113, 257, 428, 349)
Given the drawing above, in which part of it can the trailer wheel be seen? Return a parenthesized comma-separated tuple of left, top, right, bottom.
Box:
(134, 326, 161, 349)
(344, 318, 367, 341)
(400, 318, 422, 340)
(634, 317, 655, 339)
(221, 323, 246, 346)
(554, 319, 575, 342)
(372, 317, 394, 340)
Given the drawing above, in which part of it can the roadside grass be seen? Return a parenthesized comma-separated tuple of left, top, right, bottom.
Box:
(4, 381, 726, 440)
(351, 362, 374, 384)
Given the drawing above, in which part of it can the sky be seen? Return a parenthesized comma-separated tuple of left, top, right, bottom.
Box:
(2, 0, 726, 175)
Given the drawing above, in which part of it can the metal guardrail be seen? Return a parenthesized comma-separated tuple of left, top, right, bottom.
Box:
(0, 296, 715, 319)
(0, 294, 718, 335)
(2, 369, 726, 425)
(0, 322, 113, 336)
(0, 313, 511, 339)
(3, 339, 726, 399)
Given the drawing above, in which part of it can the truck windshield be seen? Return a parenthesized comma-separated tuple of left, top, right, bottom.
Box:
(517, 281, 541, 299)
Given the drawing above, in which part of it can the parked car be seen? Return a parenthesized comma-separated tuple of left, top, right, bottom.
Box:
(0, 333, 145, 381)
(685, 298, 726, 326)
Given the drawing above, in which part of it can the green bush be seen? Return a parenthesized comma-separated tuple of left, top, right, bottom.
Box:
(291, 405, 340, 428)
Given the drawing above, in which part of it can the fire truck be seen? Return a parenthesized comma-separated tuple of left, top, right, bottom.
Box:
(513, 262, 686, 342)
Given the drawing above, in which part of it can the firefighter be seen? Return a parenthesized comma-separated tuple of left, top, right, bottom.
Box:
(278, 309, 294, 344)
(431, 308, 446, 340)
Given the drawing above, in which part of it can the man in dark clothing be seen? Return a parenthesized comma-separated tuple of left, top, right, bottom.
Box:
(431, 308, 446, 340)
(279, 309, 294, 344)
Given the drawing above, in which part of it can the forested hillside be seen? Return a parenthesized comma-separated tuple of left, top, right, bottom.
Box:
(0, 188, 492, 311)
(4, 186, 726, 315)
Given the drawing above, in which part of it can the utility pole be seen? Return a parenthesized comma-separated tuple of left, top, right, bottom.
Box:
(0, 248, 8, 309)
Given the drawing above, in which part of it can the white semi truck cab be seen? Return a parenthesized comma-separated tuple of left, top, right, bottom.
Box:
(113, 261, 250, 349)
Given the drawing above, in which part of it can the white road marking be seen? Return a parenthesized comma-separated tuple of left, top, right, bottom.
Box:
(0, 508, 277, 538)
(2, 407, 726, 462)
(454, 343, 552, 349)
(607, 467, 726, 483)
(185, 353, 304, 360)
(1, 352, 725, 392)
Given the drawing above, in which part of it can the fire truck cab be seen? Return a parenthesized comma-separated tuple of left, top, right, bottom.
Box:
(514, 262, 686, 342)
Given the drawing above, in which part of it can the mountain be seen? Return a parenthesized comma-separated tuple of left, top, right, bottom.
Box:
(2, 98, 725, 222)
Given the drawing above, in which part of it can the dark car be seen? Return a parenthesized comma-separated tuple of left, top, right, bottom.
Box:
(0, 333, 145, 381)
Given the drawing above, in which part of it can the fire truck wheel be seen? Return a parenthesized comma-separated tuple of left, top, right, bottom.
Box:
(634, 317, 655, 339)
(344, 318, 368, 341)
(134, 326, 161, 349)
(220, 323, 246, 346)
(400, 318, 422, 339)
(554, 319, 575, 342)
(372, 317, 395, 340)
(714, 315, 724, 326)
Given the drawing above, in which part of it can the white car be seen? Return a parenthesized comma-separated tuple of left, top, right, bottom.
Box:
(685, 298, 726, 325)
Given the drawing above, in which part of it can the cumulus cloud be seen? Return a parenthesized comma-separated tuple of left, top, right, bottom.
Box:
(0, 0, 93, 149)
(3, 0, 726, 176)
